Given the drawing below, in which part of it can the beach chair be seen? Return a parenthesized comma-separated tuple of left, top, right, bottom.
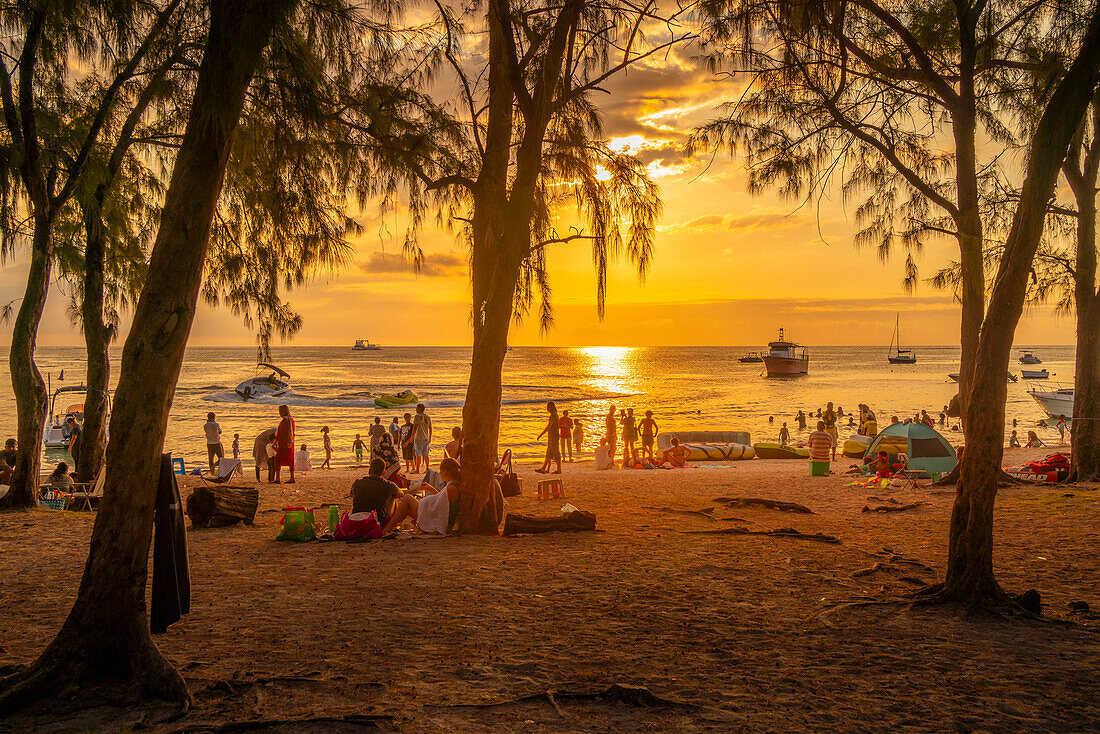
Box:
(69, 467, 106, 511)
(889, 453, 921, 490)
(202, 458, 244, 484)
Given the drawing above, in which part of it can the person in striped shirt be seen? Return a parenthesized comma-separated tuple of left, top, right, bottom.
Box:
(807, 421, 833, 462)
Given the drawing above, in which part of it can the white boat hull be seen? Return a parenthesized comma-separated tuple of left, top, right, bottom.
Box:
(235, 379, 291, 400)
(1029, 388, 1074, 418)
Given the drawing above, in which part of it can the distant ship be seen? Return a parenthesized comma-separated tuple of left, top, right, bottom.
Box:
(738, 352, 763, 363)
(1019, 351, 1042, 364)
(761, 328, 808, 377)
(887, 314, 916, 364)
(353, 339, 382, 351)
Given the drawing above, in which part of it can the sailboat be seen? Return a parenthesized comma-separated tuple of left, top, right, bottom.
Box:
(887, 314, 917, 364)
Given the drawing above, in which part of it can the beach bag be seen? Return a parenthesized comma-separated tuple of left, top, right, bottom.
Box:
(333, 510, 383, 541)
(496, 449, 521, 497)
(276, 507, 316, 542)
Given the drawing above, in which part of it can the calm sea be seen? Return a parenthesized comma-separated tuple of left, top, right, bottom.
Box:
(0, 345, 1076, 470)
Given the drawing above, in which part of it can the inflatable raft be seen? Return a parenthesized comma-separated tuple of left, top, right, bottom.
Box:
(682, 442, 755, 461)
(374, 390, 418, 408)
(752, 443, 809, 459)
(842, 434, 873, 459)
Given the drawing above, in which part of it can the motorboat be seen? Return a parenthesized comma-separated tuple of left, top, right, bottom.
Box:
(1021, 369, 1050, 380)
(43, 381, 109, 448)
(762, 328, 809, 376)
(887, 314, 916, 364)
(1028, 385, 1074, 418)
(948, 372, 1017, 383)
(235, 363, 291, 400)
(1019, 352, 1042, 365)
(353, 339, 382, 351)
(738, 352, 763, 363)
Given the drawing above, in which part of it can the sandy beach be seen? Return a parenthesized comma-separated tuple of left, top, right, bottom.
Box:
(2, 448, 1099, 732)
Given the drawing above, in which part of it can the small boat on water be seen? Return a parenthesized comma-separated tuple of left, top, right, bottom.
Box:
(762, 328, 809, 377)
(235, 363, 291, 400)
(374, 390, 418, 408)
(887, 313, 916, 364)
(1021, 369, 1050, 380)
(948, 372, 1017, 383)
(1019, 351, 1042, 364)
(43, 381, 109, 449)
(353, 339, 382, 351)
(1028, 385, 1074, 417)
(738, 352, 763, 363)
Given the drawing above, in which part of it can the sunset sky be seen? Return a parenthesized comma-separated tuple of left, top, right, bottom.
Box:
(0, 34, 1077, 349)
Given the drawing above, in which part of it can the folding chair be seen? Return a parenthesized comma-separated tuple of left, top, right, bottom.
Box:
(69, 467, 106, 511)
(202, 458, 243, 484)
(889, 453, 921, 490)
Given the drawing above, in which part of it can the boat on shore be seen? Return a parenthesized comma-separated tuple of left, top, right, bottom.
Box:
(1028, 385, 1074, 417)
(738, 352, 763, 363)
(353, 339, 382, 351)
(1021, 369, 1050, 380)
(1019, 351, 1042, 364)
(762, 328, 809, 377)
(235, 363, 291, 400)
(887, 314, 916, 364)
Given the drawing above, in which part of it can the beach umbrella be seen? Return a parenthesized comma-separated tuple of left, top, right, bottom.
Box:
(865, 421, 957, 476)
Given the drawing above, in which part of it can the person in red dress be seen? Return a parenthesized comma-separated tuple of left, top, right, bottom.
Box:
(274, 404, 296, 484)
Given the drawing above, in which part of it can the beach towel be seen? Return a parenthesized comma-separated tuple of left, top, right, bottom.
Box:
(333, 510, 383, 540)
(417, 489, 453, 535)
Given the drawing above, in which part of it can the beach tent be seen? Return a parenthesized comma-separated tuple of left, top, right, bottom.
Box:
(865, 422, 957, 476)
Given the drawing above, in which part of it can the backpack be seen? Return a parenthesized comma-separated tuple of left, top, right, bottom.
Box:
(496, 449, 521, 497)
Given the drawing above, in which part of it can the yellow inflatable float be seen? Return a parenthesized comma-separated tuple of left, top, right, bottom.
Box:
(374, 390, 418, 408)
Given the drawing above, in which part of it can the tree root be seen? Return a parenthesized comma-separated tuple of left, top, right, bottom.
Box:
(712, 497, 813, 514)
(440, 683, 702, 712)
(684, 526, 839, 543)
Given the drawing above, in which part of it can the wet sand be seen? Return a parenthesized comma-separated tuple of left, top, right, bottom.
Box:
(2, 446, 1099, 732)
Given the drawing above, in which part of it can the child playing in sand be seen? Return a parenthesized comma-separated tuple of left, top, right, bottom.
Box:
(295, 443, 312, 472)
(353, 434, 366, 463)
(1009, 430, 1021, 448)
(321, 426, 332, 469)
(232, 433, 240, 459)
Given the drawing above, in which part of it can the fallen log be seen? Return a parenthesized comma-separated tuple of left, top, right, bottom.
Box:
(185, 486, 259, 528)
(861, 502, 923, 513)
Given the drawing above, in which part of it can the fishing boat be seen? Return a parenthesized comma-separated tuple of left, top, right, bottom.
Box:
(353, 339, 382, 351)
(235, 363, 291, 399)
(738, 352, 763, 363)
(761, 328, 809, 377)
(42, 380, 109, 449)
(1028, 385, 1074, 418)
(1021, 369, 1050, 380)
(1019, 351, 1042, 365)
(887, 314, 916, 364)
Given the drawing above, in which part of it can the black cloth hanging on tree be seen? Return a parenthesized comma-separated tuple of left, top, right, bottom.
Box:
(151, 452, 191, 634)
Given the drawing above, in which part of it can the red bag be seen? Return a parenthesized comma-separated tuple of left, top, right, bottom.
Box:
(333, 510, 383, 541)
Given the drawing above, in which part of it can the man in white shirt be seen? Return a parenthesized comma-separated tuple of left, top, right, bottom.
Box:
(204, 412, 223, 473)
(388, 417, 401, 447)
(412, 403, 433, 472)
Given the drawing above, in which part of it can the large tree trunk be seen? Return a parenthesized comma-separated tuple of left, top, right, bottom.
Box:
(2, 220, 52, 509)
(0, 0, 292, 713)
(930, 7, 1100, 605)
(77, 198, 112, 484)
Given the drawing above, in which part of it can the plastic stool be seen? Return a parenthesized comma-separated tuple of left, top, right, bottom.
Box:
(172, 458, 186, 476)
(536, 479, 565, 500)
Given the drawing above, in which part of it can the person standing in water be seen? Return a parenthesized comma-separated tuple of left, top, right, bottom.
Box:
(604, 405, 618, 463)
(620, 408, 638, 469)
(639, 410, 659, 461)
(822, 402, 838, 460)
(559, 410, 574, 461)
(779, 422, 790, 446)
(536, 401, 562, 474)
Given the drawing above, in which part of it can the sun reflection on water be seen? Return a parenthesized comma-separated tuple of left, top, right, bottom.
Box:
(574, 346, 638, 395)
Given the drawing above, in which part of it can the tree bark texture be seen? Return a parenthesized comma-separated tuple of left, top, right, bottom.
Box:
(3, 220, 52, 508)
(0, 0, 293, 712)
(78, 197, 112, 485)
(937, 4, 1100, 604)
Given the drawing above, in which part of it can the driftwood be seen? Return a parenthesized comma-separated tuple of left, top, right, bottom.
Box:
(185, 486, 259, 528)
(713, 497, 813, 514)
(644, 506, 718, 521)
(862, 501, 923, 513)
(442, 683, 699, 711)
(503, 510, 597, 536)
(685, 526, 839, 543)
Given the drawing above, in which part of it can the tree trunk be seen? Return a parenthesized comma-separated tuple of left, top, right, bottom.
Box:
(0, 0, 292, 713)
(77, 196, 112, 484)
(2, 219, 52, 509)
(931, 7, 1100, 605)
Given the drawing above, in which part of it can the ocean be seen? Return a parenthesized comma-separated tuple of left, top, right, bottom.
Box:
(0, 345, 1076, 471)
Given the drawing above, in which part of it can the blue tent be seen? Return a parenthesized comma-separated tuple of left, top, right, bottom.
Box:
(865, 422, 957, 476)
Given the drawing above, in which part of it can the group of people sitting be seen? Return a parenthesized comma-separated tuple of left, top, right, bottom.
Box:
(348, 456, 463, 535)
